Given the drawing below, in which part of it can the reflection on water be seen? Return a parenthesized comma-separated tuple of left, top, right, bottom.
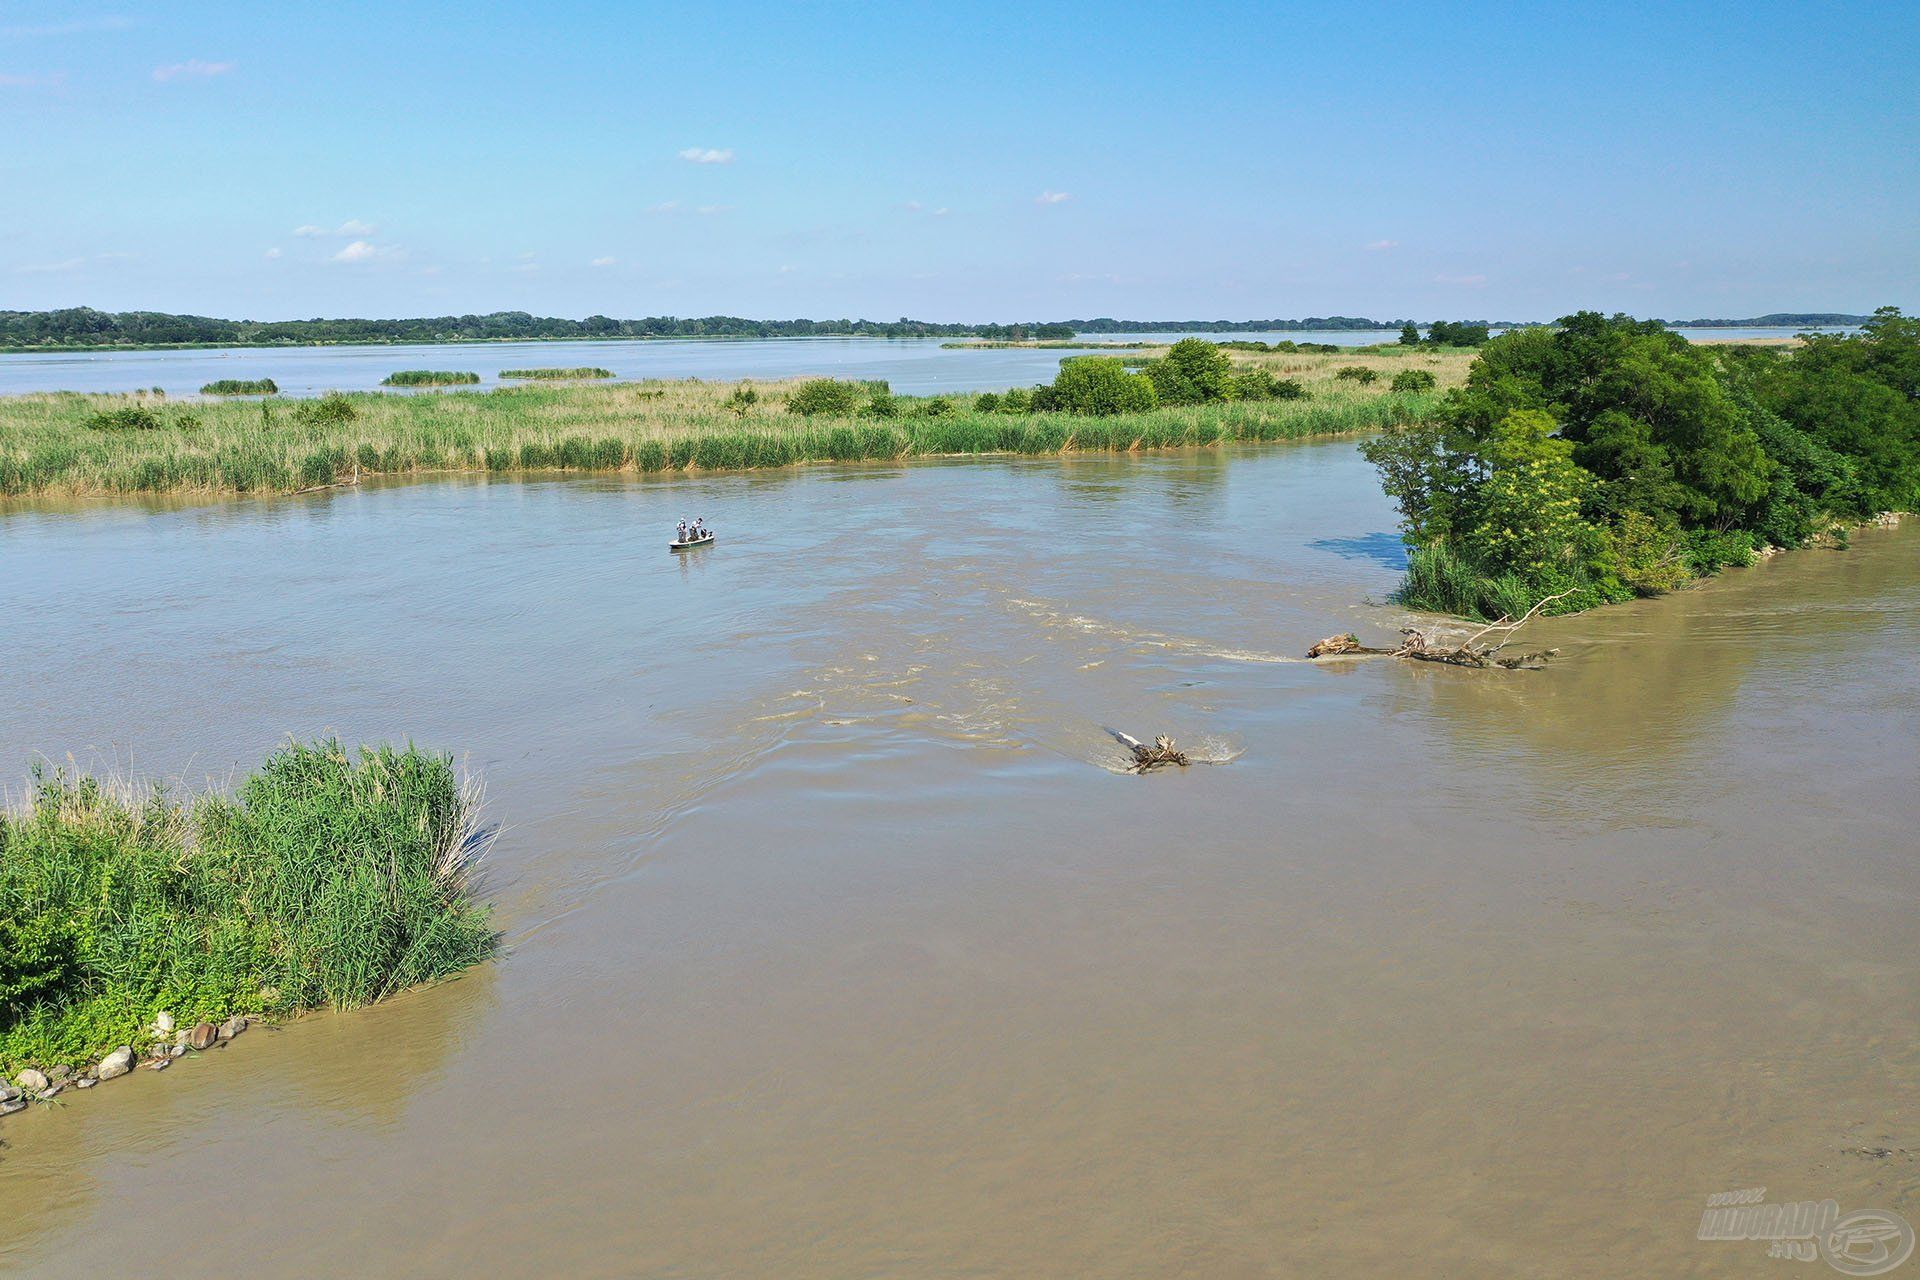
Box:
(0, 444, 1914, 1277)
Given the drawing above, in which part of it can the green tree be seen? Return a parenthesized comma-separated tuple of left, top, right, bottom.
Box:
(1389, 369, 1436, 393)
(1036, 357, 1157, 415)
(1142, 338, 1233, 405)
(1399, 323, 1421, 346)
(787, 379, 864, 417)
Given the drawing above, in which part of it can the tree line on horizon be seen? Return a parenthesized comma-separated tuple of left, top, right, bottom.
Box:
(0, 307, 1876, 350)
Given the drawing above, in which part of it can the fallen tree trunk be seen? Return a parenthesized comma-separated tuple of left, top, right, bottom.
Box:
(1307, 592, 1571, 670)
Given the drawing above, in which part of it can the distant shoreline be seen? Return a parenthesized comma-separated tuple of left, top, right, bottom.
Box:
(0, 310, 1870, 355)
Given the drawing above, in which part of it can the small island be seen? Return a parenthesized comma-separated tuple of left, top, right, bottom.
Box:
(499, 366, 615, 380)
(381, 370, 481, 386)
(199, 378, 278, 395)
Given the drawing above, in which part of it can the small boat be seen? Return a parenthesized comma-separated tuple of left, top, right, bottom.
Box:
(670, 532, 715, 551)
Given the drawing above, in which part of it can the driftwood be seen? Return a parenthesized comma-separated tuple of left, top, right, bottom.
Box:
(1110, 730, 1189, 773)
(1307, 592, 1571, 670)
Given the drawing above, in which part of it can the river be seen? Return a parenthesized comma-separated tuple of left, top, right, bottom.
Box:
(0, 327, 1850, 399)
(1, 441, 1915, 1277)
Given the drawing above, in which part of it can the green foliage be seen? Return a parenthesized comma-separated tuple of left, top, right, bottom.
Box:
(1390, 369, 1437, 393)
(1334, 366, 1378, 385)
(200, 378, 279, 395)
(1034, 357, 1158, 415)
(722, 384, 759, 416)
(1400, 324, 1422, 346)
(973, 392, 1002, 412)
(85, 405, 164, 431)
(998, 387, 1033, 413)
(1424, 321, 1491, 347)
(1141, 338, 1234, 405)
(498, 367, 613, 380)
(918, 397, 955, 417)
(0, 743, 496, 1071)
(1368, 306, 1920, 618)
(380, 370, 479, 387)
(295, 392, 358, 426)
(1229, 369, 1306, 402)
(786, 379, 866, 417)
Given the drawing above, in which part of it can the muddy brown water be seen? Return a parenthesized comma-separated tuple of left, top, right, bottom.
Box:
(1, 441, 1915, 1278)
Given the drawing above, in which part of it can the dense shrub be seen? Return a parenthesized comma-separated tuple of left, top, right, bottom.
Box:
(973, 392, 1002, 412)
(200, 378, 279, 395)
(295, 392, 358, 425)
(1142, 338, 1234, 405)
(85, 405, 163, 431)
(1390, 369, 1437, 393)
(787, 379, 865, 417)
(380, 371, 478, 387)
(1033, 357, 1158, 415)
(1334, 366, 1379, 385)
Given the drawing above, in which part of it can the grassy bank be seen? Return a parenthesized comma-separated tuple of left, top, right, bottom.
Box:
(0, 348, 1468, 499)
(0, 742, 496, 1074)
(200, 378, 278, 396)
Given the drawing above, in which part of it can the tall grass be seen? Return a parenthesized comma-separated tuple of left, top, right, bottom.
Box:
(0, 351, 1464, 499)
(498, 367, 614, 380)
(381, 370, 481, 386)
(0, 742, 497, 1072)
(200, 378, 278, 395)
(1395, 544, 1541, 620)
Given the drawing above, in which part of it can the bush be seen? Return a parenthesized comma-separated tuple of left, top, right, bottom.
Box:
(787, 379, 865, 417)
(295, 392, 358, 425)
(200, 378, 279, 396)
(1390, 369, 1437, 393)
(998, 387, 1033, 414)
(1334, 366, 1379, 385)
(919, 397, 955, 417)
(1142, 338, 1234, 405)
(1038, 357, 1158, 415)
(723, 384, 759, 416)
(864, 390, 900, 418)
(1230, 369, 1307, 401)
(973, 392, 1002, 412)
(85, 405, 163, 431)
(0, 915, 78, 1030)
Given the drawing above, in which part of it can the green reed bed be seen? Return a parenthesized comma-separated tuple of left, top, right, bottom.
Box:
(199, 378, 279, 396)
(498, 367, 614, 380)
(0, 741, 497, 1074)
(0, 378, 1439, 499)
(381, 370, 481, 386)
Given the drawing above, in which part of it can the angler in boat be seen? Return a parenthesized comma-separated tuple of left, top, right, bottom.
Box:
(672, 517, 714, 550)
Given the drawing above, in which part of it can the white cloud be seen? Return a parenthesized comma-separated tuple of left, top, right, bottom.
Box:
(677, 147, 734, 165)
(332, 240, 383, 263)
(1433, 272, 1488, 287)
(296, 219, 378, 238)
(902, 201, 951, 216)
(0, 71, 68, 88)
(16, 256, 85, 274)
(645, 200, 681, 215)
(1365, 239, 1399, 251)
(591, 256, 617, 267)
(265, 247, 282, 260)
(695, 204, 733, 216)
(153, 59, 234, 82)
(1035, 190, 1071, 205)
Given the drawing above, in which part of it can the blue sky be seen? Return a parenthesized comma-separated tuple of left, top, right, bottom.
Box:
(3, 2, 1915, 322)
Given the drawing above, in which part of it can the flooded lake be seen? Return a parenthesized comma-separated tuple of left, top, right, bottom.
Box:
(0, 328, 1844, 399)
(1, 441, 1914, 1277)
